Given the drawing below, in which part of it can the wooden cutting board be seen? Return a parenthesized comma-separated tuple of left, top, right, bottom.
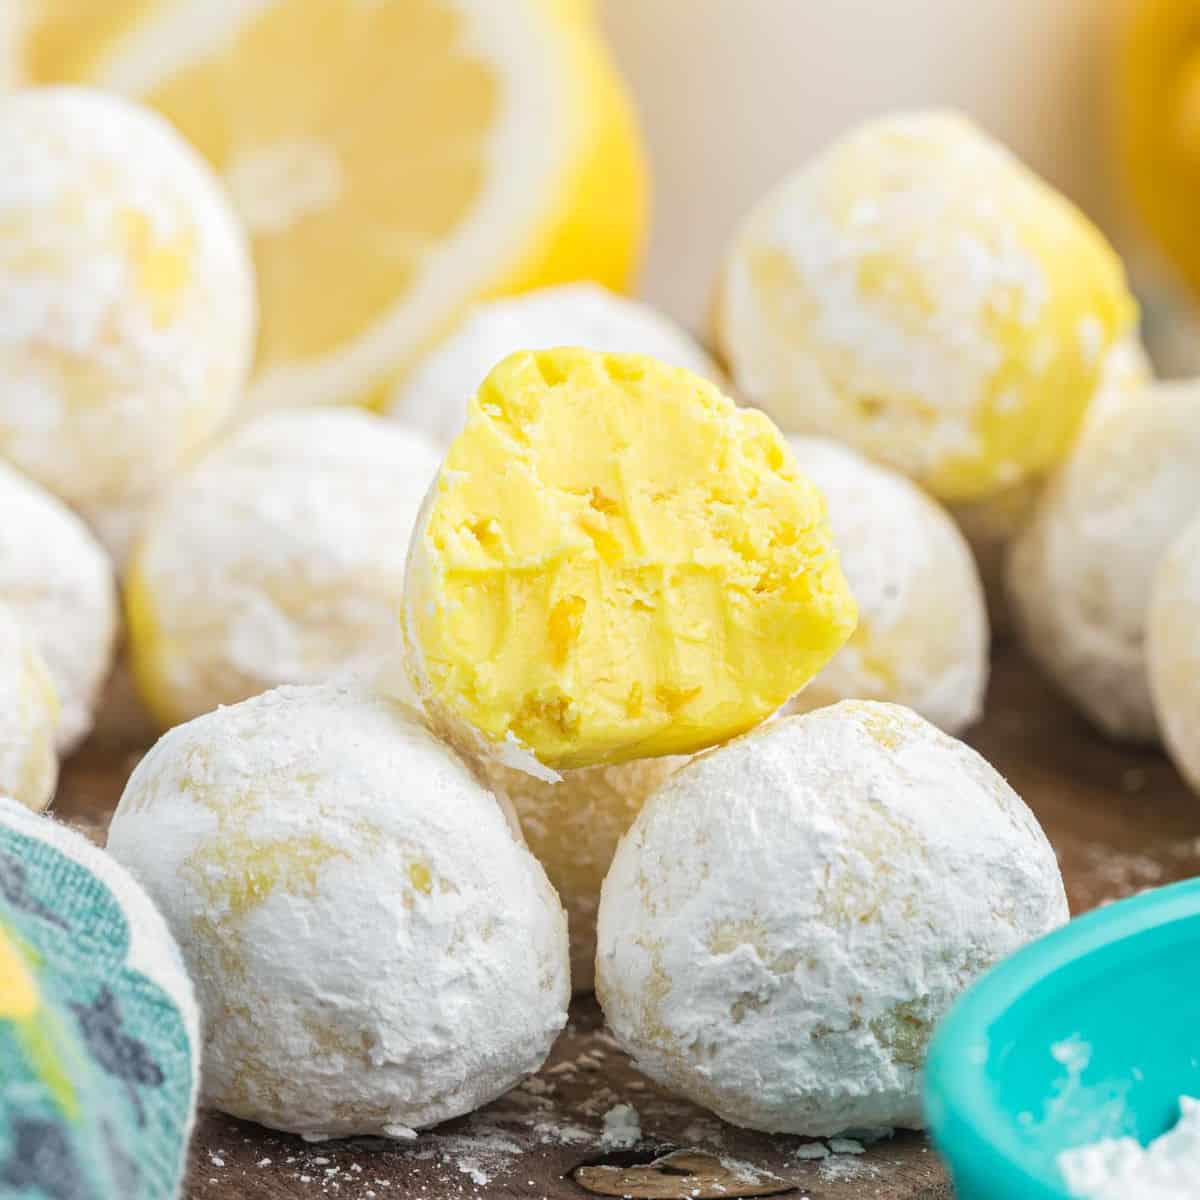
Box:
(49, 643, 1200, 1199)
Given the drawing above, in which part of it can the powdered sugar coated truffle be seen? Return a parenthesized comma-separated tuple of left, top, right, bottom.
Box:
(0, 604, 58, 812)
(386, 283, 721, 445)
(1009, 378, 1200, 743)
(480, 755, 686, 993)
(0, 86, 256, 560)
(717, 110, 1135, 505)
(784, 437, 987, 733)
(106, 680, 570, 1137)
(596, 701, 1067, 1135)
(0, 461, 117, 751)
(1148, 515, 1200, 794)
(126, 408, 441, 728)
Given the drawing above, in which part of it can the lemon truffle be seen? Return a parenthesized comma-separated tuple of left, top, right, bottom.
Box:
(0, 86, 256, 560)
(480, 755, 686, 993)
(784, 437, 987, 733)
(0, 460, 117, 751)
(387, 283, 721, 446)
(1148, 515, 1200, 793)
(596, 702, 1068, 1135)
(404, 348, 857, 774)
(717, 110, 1136, 505)
(127, 408, 441, 729)
(106, 680, 570, 1138)
(1009, 379, 1200, 743)
(0, 605, 59, 812)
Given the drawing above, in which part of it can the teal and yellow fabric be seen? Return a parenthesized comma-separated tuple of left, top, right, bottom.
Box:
(0, 798, 198, 1200)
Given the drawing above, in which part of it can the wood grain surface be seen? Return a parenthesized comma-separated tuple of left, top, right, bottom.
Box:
(48, 645, 1200, 1199)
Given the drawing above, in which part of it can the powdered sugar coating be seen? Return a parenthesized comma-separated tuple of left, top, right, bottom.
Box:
(0, 86, 256, 561)
(0, 604, 58, 812)
(126, 408, 441, 728)
(386, 283, 721, 446)
(718, 110, 1133, 503)
(1010, 378, 1200, 743)
(1148, 516, 1200, 793)
(784, 437, 987, 733)
(596, 701, 1067, 1135)
(0, 461, 117, 752)
(107, 680, 570, 1137)
(1059, 1096, 1200, 1200)
(480, 755, 686, 994)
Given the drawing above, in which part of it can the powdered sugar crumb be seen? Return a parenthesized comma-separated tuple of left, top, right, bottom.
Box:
(794, 1142, 831, 1160)
(600, 1103, 642, 1149)
(1060, 1095, 1200, 1199)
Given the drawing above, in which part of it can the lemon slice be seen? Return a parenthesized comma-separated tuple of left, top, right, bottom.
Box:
(21, 0, 647, 411)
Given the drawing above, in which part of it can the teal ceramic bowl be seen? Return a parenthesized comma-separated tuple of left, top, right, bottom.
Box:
(924, 876, 1200, 1199)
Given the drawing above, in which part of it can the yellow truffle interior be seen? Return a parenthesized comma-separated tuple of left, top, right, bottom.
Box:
(408, 348, 857, 769)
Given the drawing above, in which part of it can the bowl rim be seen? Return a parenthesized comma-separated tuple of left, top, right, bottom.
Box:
(924, 875, 1200, 1199)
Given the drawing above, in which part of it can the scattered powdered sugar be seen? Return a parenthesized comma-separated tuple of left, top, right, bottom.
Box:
(1082, 845, 1167, 905)
(794, 1143, 831, 1161)
(719, 1155, 781, 1184)
(405, 1128, 525, 1190)
(828, 1137, 865, 1155)
(1059, 1096, 1200, 1199)
(454, 1157, 492, 1187)
(792, 1142, 830, 1161)
(532, 1121, 594, 1146)
(818, 1154, 881, 1183)
(600, 1103, 642, 1149)
(794, 1130, 891, 1164)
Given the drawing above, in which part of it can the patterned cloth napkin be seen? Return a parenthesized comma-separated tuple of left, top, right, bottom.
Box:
(0, 797, 199, 1199)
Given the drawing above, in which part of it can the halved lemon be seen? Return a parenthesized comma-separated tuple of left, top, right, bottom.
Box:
(20, 0, 647, 411)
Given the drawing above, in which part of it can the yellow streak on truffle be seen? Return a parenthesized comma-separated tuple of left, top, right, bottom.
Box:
(119, 208, 196, 328)
(408, 861, 434, 896)
(192, 833, 349, 917)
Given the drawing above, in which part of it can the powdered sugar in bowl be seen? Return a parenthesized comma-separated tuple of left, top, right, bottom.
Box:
(924, 877, 1200, 1199)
